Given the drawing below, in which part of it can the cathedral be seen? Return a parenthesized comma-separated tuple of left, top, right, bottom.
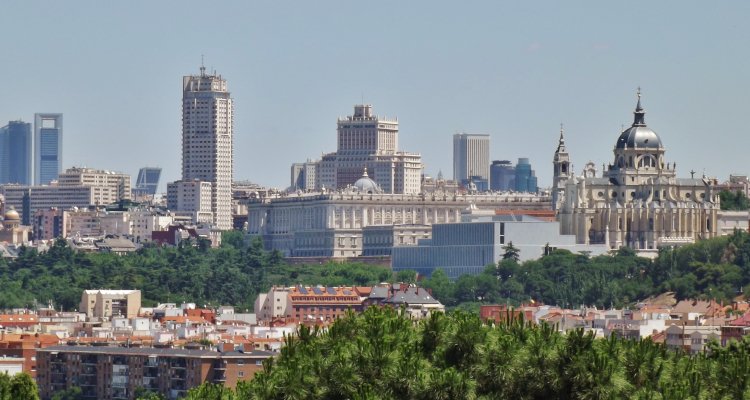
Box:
(554, 91, 720, 250)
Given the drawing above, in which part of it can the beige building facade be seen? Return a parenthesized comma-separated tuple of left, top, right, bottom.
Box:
(79, 290, 141, 320)
(246, 187, 551, 257)
(555, 92, 720, 250)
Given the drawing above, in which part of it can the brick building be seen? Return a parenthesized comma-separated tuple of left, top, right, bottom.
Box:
(36, 346, 272, 400)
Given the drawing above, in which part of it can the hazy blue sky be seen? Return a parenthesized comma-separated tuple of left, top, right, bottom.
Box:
(2, 1, 749, 191)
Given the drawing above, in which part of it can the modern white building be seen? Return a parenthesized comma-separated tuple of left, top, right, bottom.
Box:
(453, 133, 490, 185)
(178, 65, 233, 230)
(392, 211, 608, 279)
(291, 105, 423, 194)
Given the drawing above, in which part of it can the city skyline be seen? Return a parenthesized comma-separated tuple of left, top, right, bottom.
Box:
(1, 2, 749, 192)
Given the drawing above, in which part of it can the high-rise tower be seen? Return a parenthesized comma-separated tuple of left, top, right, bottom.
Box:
(453, 133, 490, 187)
(0, 121, 33, 185)
(34, 113, 63, 185)
(181, 65, 233, 230)
(552, 125, 571, 210)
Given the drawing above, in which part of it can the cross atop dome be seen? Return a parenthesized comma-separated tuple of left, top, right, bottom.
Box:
(633, 87, 646, 126)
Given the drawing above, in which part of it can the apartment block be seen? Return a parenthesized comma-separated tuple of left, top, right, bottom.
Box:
(79, 290, 142, 320)
(36, 346, 271, 400)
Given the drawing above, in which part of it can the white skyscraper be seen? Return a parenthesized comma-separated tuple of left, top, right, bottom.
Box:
(180, 65, 233, 230)
(453, 133, 490, 184)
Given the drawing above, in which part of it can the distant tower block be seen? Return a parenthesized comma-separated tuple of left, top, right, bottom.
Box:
(34, 113, 63, 185)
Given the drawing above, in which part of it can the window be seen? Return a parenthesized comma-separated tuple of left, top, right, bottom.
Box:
(238, 371, 245, 377)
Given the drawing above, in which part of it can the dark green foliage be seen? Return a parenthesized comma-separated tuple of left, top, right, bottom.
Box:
(0, 236, 390, 311)
(422, 231, 750, 309)
(187, 308, 750, 399)
(719, 189, 750, 210)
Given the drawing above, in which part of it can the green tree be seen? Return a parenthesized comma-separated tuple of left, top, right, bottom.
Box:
(51, 386, 83, 400)
(9, 373, 39, 400)
(502, 241, 520, 262)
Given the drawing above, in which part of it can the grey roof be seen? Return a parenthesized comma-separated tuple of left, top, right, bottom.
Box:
(38, 345, 274, 359)
(615, 126, 662, 150)
(615, 95, 662, 150)
(369, 286, 389, 299)
(384, 287, 442, 305)
(676, 178, 708, 186)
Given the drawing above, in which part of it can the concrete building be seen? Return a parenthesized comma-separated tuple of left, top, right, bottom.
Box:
(167, 180, 213, 224)
(555, 91, 720, 251)
(65, 209, 131, 238)
(292, 105, 423, 194)
(37, 346, 271, 400)
(0, 121, 33, 185)
(453, 133, 490, 188)
(245, 186, 552, 258)
(58, 167, 131, 205)
(179, 65, 233, 230)
(79, 290, 142, 320)
(34, 113, 63, 185)
(361, 224, 431, 256)
(0, 184, 93, 222)
(32, 208, 66, 241)
(392, 210, 608, 279)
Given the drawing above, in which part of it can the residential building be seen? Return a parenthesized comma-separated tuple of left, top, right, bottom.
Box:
(32, 208, 65, 240)
(254, 283, 444, 323)
(392, 209, 608, 279)
(36, 346, 271, 400)
(57, 167, 131, 204)
(133, 167, 162, 198)
(79, 290, 142, 320)
(245, 185, 551, 258)
(166, 180, 213, 224)
(34, 113, 63, 185)
(453, 133, 490, 188)
(0, 121, 33, 185)
(555, 91, 720, 251)
(178, 65, 233, 230)
(0, 332, 60, 378)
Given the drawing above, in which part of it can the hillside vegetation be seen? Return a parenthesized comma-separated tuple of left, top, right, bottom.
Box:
(2, 230, 750, 312)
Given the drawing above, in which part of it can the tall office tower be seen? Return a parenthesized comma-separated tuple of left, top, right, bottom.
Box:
(335, 104, 399, 188)
(34, 114, 63, 185)
(181, 66, 233, 230)
(453, 133, 490, 187)
(0, 121, 33, 185)
(490, 160, 516, 191)
(514, 157, 538, 193)
(134, 167, 162, 197)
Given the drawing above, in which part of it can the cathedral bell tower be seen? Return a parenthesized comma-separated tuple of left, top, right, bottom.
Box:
(552, 124, 572, 210)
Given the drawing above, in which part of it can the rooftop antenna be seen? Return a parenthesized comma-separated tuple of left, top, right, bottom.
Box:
(200, 55, 206, 76)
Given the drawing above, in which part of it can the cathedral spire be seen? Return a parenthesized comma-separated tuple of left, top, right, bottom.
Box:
(556, 123, 567, 153)
(633, 87, 646, 126)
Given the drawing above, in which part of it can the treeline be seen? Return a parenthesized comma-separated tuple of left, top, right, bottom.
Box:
(176, 306, 750, 399)
(415, 230, 750, 310)
(4, 229, 750, 313)
(0, 232, 390, 311)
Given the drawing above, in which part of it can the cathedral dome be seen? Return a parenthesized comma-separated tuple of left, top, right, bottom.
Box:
(615, 91, 663, 150)
(3, 207, 19, 221)
(353, 168, 382, 194)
